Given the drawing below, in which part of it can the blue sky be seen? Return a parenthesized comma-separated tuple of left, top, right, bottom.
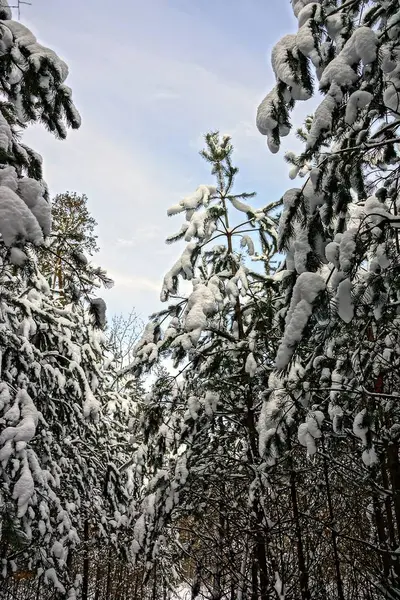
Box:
(19, 0, 305, 320)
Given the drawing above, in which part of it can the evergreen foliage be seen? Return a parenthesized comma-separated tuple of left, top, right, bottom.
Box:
(38, 191, 112, 304)
(4, 0, 400, 598)
(254, 0, 400, 597)
(0, 5, 137, 598)
(129, 132, 284, 598)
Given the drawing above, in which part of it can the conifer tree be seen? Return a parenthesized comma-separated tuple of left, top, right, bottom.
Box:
(256, 0, 400, 597)
(0, 5, 134, 598)
(130, 132, 284, 599)
(38, 191, 112, 303)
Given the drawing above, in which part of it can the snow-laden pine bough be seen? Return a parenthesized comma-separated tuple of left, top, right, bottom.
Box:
(255, 0, 400, 598)
(0, 3, 138, 598)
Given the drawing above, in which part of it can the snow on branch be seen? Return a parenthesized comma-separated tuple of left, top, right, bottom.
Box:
(275, 272, 325, 369)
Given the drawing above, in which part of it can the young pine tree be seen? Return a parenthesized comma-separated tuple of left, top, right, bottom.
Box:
(129, 133, 286, 599)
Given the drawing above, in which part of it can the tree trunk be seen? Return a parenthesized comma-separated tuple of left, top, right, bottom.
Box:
(82, 519, 90, 600)
(94, 559, 102, 600)
(133, 570, 139, 600)
(245, 390, 271, 600)
(212, 499, 224, 600)
(387, 442, 400, 541)
(152, 564, 157, 600)
(105, 548, 113, 599)
(255, 507, 269, 600)
(322, 446, 344, 600)
(290, 466, 311, 600)
(372, 495, 391, 577)
(381, 460, 396, 547)
(251, 555, 258, 600)
(237, 540, 249, 600)
(36, 576, 42, 600)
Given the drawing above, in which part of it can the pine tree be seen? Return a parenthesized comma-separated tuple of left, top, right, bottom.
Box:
(129, 132, 285, 598)
(0, 5, 135, 598)
(256, 0, 400, 596)
(51, 192, 99, 256)
(38, 191, 112, 303)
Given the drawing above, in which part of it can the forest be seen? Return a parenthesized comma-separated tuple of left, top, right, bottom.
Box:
(1, 0, 400, 598)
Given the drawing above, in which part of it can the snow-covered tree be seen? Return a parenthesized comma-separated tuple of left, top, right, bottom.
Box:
(0, 5, 136, 598)
(256, 0, 400, 597)
(128, 132, 287, 598)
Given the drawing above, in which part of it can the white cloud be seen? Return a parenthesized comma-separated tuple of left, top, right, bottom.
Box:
(109, 272, 161, 293)
(116, 226, 161, 248)
(152, 90, 181, 101)
(116, 238, 135, 248)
